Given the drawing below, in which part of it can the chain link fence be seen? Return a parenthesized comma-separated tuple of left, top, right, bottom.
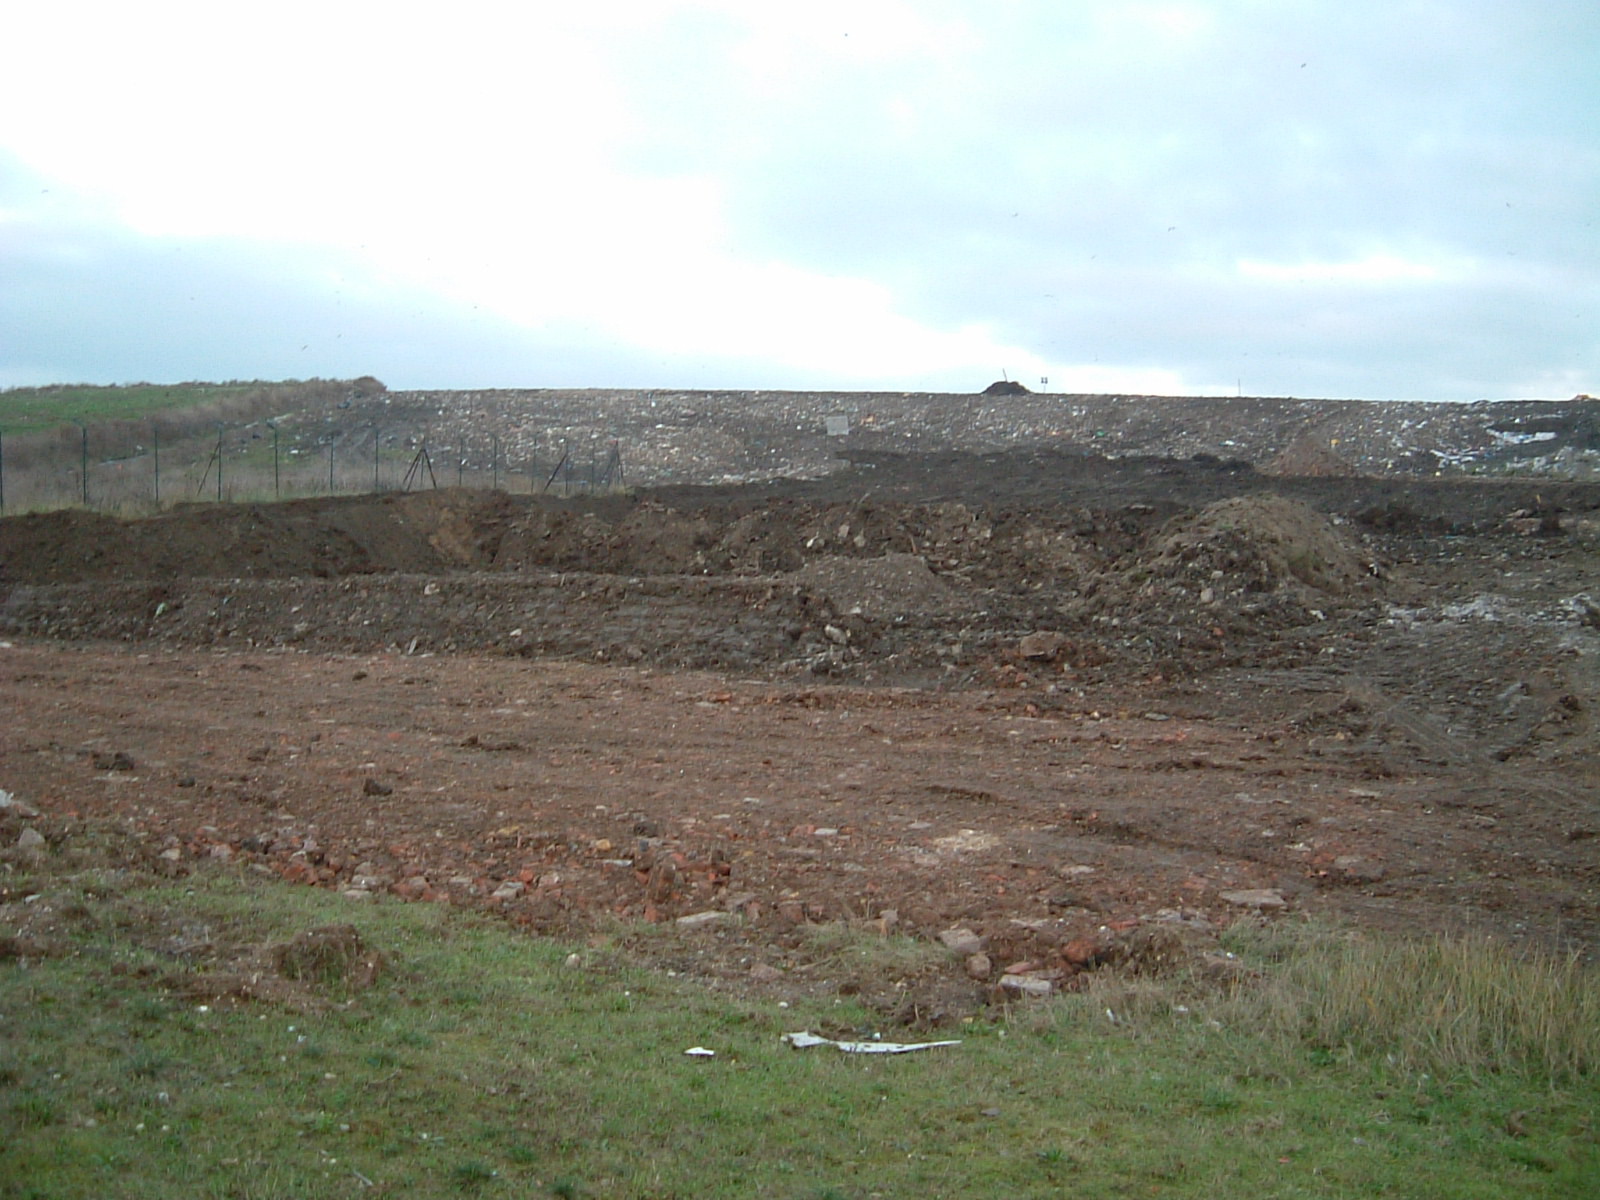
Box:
(0, 419, 627, 515)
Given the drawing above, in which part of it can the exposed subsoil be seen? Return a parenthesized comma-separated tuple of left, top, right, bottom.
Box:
(3, 448, 1598, 1022)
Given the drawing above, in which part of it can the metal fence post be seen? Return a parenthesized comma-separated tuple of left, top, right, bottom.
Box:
(79, 422, 89, 506)
(269, 420, 280, 498)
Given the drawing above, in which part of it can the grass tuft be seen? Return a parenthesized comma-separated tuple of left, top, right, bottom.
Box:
(1227, 923, 1600, 1080)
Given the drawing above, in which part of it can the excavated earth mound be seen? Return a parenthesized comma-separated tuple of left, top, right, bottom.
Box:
(4, 447, 1600, 1010)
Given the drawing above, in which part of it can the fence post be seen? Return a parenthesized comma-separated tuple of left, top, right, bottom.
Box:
(78, 422, 89, 506)
(492, 433, 500, 491)
(328, 441, 335, 492)
(269, 420, 280, 498)
(153, 423, 160, 506)
(373, 426, 381, 492)
(216, 424, 224, 502)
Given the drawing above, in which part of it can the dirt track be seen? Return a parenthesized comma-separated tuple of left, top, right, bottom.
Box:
(3, 448, 1598, 1017)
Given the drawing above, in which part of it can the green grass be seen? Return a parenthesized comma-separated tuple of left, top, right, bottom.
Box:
(0, 383, 264, 433)
(3, 857, 1597, 1198)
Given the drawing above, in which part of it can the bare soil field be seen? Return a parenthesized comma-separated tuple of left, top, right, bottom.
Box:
(4, 442, 1598, 1020)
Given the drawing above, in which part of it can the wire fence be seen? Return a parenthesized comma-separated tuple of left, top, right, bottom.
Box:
(0, 420, 628, 515)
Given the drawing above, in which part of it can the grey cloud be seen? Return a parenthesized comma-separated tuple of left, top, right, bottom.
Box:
(613, 1, 1597, 397)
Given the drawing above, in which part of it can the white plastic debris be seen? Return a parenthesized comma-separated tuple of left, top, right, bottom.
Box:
(683, 1047, 716, 1058)
(783, 1032, 961, 1054)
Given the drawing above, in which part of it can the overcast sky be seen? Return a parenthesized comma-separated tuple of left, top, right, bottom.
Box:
(2, 1, 1595, 399)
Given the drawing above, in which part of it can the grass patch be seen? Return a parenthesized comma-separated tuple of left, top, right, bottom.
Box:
(2, 858, 1597, 1197)
(0, 383, 261, 432)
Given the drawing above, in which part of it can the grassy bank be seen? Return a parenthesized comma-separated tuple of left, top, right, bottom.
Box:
(0, 384, 266, 433)
(2, 841, 1596, 1198)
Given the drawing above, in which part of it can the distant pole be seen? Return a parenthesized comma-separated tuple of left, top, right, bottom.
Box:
(152, 424, 160, 506)
(373, 427, 381, 492)
(492, 433, 500, 490)
(269, 421, 280, 498)
(79, 423, 89, 506)
(0, 428, 5, 514)
(328, 441, 336, 492)
(457, 456, 464, 488)
(215, 424, 223, 502)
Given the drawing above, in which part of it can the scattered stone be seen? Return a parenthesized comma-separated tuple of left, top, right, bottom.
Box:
(1018, 631, 1069, 661)
(176, 776, 197, 788)
(341, 889, 374, 902)
(93, 751, 136, 772)
(677, 910, 730, 929)
(362, 778, 393, 797)
(1062, 936, 1107, 968)
(965, 952, 992, 980)
(998, 973, 1054, 998)
(938, 926, 987, 955)
(749, 962, 785, 983)
(158, 846, 183, 861)
(1219, 888, 1288, 910)
(392, 875, 431, 900)
(16, 827, 47, 850)
(0, 791, 39, 818)
(490, 880, 526, 901)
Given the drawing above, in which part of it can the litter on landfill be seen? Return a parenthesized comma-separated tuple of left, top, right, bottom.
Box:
(683, 1047, 716, 1057)
(782, 1032, 961, 1054)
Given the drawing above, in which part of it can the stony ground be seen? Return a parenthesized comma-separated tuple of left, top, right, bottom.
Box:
(3, 445, 1598, 1021)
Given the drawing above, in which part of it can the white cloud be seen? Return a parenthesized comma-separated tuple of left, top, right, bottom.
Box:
(2, 2, 1595, 398)
(1236, 254, 1457, 284)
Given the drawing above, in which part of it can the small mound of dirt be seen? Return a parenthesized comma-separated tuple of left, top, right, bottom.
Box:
(1147, 494, 1378, 599)
(270, 924, 384, 989)
(1262, 435, 1361, 478)
(792, 553, 976, 619)
(982, 380, 1031, 396)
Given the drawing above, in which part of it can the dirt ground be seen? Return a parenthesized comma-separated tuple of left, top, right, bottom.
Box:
(3, 448, 1598, 1020)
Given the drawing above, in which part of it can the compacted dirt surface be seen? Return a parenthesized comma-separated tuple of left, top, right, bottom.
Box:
(3, 445, 1598, 1021)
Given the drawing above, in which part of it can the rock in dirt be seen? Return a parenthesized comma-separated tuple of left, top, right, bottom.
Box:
(392, 875, 431, 900)
(92, 751, 136, 772)
(0, 790, 39, 818)
(939, 926, 987, 955)
(965, 952, 992, 980)
(16, 827, 46, 850)
(1219, 888, 1289, 910)
(362, 778, 393, 797)
(1017, 631, 1070, 661)
(677, 910, 730, 929)
(998, 973, 1054, 998)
